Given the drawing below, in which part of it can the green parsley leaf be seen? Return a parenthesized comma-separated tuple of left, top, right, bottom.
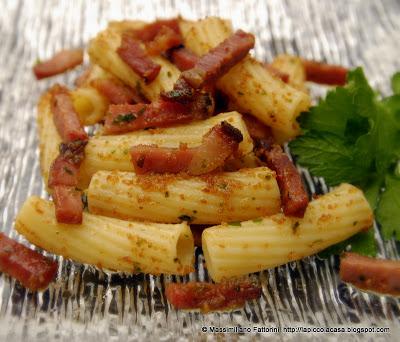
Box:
(391, 72, 400, 95)
(349, 229, 377, 256)
(299, 86, 357, 136)
(318, 229, 377, 258)
(290, 67, 400, 249)
(290, 131, 370, 185)
(299, 68, 373, 139)
(228, 221, 242, 226)
(112, 113, 136, 125)
(362, 175, 383, 210)
(376, 175, 400, 240)
(354, 101, 400, 174)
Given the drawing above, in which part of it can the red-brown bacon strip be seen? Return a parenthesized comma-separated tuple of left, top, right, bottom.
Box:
(170, 47, 199, 71)
(242, 114, 275, 144)
(130, 121, 243, 175)
(130, 19, 181, 42)
(262, 145, 309, 217)
(74, 66, 92, 87)
(180, 30, 255, 89)
(302, 60, 348, 86)
(340, 252, 400, 296)
(48, 141, 87, 224)
(165, 281, 261, 312)
(103, 86, 214, 135)
(0, 233, 58, 291)
(48, 140, 87, 187)
(117, 33, 161, 83)
(33, 48, 84, 80)
(52, 186, 84, 224)
(50, 86, 88, 142)
(48, 155, 80, 188)
(146, 26, 183, 56)
(265, 64, 290, 83)
(103, 101, 192, 135)
(91, 78, 145, 105)
(50, 87, 88, 224)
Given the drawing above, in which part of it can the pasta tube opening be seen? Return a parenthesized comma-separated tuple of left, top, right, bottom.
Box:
(15, 196, 195, 275)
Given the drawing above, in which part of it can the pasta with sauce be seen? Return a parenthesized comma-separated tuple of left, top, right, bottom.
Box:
(3, 15, 381, 308)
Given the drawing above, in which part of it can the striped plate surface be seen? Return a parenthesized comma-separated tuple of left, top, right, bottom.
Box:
(0, 0, 399, 341)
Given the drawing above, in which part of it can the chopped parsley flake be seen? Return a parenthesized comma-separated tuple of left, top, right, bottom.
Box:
(292, 221, 300, 233)
(63, 166, 73, 175)
(112, 113, 136, 125)
(229, 221, 242, 227)
(178, 214, 193, 222)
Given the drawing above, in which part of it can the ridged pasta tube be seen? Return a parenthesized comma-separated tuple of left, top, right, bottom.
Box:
(79, 111, 254, 188)
(87, 167, 281, 224)
(37, 91, 62, 189)
(202, 184, 374, 282)
(106, 20, 146, 34)
(88, 27, 180, 101)
(270, 54, 307, 92)
(181, 17, 311, 143)
(15, 197, 194, 275)
(70, 65, 114, 125)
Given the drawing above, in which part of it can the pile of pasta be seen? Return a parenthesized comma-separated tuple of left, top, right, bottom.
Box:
(15, 17, 373, 284)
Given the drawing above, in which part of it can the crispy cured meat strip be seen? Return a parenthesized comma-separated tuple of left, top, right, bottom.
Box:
(180, 30, 255, 89)
(130, 18, 181, 42)
(51, 86, 88, 142)
(302, 59, 348, 86)
(165, 281, 261, 312)
(48, 155, 80, 187)
(0, 233, 58, 291)
(146, 26, 183, 56)
(48, 140, 87, 187)
(161, 79, 215, 119)
(117, 33, 161, 83)
(162, 78, 196, 104)
(163, 31, 253, 105)
(33, 49, 83, 80)
(91, 78, 145, 104)
(74, 66, 93, 87)
(52, 186, 84, 224)
(262, 145, 309, 217)
(340, 252, 400, 296)
(48, 141, 87, 224)
(265, 64, 290, 83)
(170, 47, 199, 71)
(103, 101, 192, 135)
(130, 121, 243, 175)
(49, 88, 87, 224)
(104, 90, 214, 135)
(242, 114, 275, 143)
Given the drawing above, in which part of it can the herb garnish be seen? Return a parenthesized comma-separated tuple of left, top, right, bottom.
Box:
(63, 166, 73, 175)
(178, 214, 193, 222)
(112, 112, 136, 125)
(290, 68, 400, 256)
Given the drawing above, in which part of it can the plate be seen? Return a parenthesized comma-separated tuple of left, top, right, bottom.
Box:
(0, 0, 399, 340)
